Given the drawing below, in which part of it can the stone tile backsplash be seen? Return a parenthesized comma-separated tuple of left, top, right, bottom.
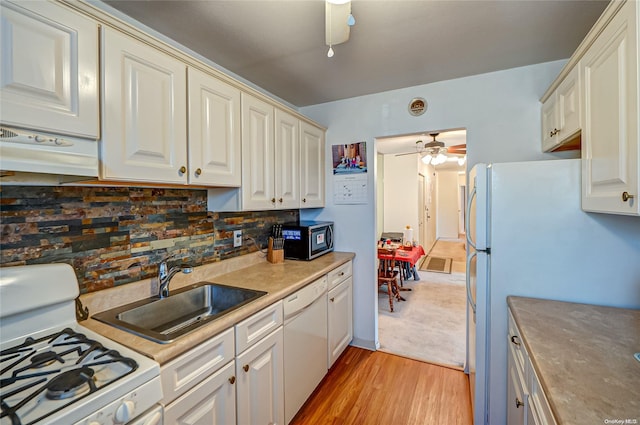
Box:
(0, 186, 298, 293)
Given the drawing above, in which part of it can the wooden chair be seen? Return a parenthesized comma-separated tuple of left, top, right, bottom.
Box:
(377, 248, 404, 312)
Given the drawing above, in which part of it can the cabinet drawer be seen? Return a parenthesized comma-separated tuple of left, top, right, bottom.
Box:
(161, 327, 234, 405)
(327, 261, 352, 290)
(235, 301, 283, 354)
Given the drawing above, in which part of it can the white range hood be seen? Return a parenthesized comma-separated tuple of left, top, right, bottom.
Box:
(0, 126, 99, 177)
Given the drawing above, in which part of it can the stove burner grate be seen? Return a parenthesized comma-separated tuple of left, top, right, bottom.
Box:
(0, 328, 138, 424)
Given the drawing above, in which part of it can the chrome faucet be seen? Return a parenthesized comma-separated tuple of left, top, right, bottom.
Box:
(158, 260, 193, 298)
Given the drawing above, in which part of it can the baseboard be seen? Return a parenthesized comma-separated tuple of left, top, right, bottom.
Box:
(349, 337, 377, 351)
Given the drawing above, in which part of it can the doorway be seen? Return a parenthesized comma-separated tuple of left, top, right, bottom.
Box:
(376, 129, 467, 368)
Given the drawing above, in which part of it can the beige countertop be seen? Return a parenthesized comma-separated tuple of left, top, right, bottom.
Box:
(80, 251, 355, 364)
(507, 296, 640, 425)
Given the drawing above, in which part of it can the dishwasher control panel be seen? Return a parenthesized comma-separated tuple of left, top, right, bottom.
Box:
(283, 276, 328, 316)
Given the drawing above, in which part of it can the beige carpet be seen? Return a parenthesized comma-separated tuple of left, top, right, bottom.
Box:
(378, 239, 467, 369)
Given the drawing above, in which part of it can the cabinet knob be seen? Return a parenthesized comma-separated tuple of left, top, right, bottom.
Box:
(550, 128, 559, 137)
(278, 198, 283, 203)
(271, 198, 276, 204)
(622, 191, 634, 202)
(510, 335, 521, 346)
(330, 297, 335, 302)
(243, 364, 249, 372)
(195, 168, 202, 176)
(228, 376, 236, 384)
(179, 166, 187, 174)
(302, 198, 307, 203)
(515, 397, 524, 409)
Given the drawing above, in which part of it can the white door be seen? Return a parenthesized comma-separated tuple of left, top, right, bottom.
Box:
(581, 0, 639, 215)
(236, 328, 284, 425)
(164, 361, 236, 425)
(241, 93, 275, 210)
(300, 121, 325, 208)
(0, 1, 99, 139)
(102, 27, 187, 184)
(418, 174, 427, 248)
(327, 277, 353, 368)
(426, 171, 437, 250)
(274, 109, 300, 209)
(187, 67, 241, 186)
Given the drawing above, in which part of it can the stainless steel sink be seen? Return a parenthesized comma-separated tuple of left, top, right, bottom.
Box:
(93, 282, 267, 343)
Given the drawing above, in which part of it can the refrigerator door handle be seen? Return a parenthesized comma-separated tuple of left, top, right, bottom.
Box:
(465, 184, 477, 250)
(466, 250, 477, 316)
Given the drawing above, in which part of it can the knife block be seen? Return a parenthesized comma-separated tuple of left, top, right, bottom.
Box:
(267, 237, 284, 264)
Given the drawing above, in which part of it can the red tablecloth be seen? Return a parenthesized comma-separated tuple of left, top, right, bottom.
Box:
(378, 245, 425, 267)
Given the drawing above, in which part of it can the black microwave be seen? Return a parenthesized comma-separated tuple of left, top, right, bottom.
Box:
(282, 221, 334, 260)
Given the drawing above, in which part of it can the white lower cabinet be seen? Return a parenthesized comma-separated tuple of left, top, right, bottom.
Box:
(507, 310, 557, 425)
(327, 261, 353, 368)
(327, 276, 353, 368)
(235, 327, 285, 425)
(164, 361, 236, 425)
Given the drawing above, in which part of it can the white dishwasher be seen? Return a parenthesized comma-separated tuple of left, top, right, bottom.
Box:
(283, 276, 328, 424)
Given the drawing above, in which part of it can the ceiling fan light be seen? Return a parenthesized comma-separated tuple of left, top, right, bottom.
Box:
(422, 154, 432, 164)
(326, 0, 351, 46)
(458, 156, 467, 166)
(436, 153, 447, 163)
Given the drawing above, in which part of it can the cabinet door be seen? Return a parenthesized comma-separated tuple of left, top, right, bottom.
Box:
(507, 344, 526, 425)
(241, 93, 275, 210)
(0, 1, 98, 139)
(274, 109, 300, 209)
(300, 121, 326, 208)
(236, 327, 284, 425)
(102, 27, 188, 184)
(328, 276, 353, 368)
(188, 67, 241, 187)
(556, 65, 581, 142)
(540, 93, 559, 152)
(164, 361, 236, 425)
(581, 1, 639, 215)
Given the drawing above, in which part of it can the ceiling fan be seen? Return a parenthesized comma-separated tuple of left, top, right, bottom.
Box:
(396, 133, 467, 157)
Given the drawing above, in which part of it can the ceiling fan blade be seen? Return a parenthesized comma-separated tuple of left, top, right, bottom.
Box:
(447, 144, 466, 154)
(395, 151, 421, 157)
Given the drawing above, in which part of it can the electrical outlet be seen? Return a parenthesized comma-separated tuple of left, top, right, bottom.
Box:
(233, 230, 242, 247)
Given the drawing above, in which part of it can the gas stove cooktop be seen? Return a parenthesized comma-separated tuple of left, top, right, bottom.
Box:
(0, 264, 162, 425)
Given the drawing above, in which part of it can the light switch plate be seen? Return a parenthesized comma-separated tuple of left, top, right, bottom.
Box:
(233, 230, 242, 247)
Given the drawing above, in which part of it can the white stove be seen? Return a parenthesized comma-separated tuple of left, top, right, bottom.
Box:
(0, 264, 163, 425)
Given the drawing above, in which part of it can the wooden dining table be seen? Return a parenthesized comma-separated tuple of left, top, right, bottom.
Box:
(377, 244, 426, 282)
(377, 244, 425, 267)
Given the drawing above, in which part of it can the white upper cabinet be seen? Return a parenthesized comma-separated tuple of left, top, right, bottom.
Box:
(541, 66, 581, 152)
(300, 121, 325, 208)
(188, 67, 241, 187)
(239, 92, 325, 211)
(241, 93, 275, 210)
(101, 27, 188, 184)
(581, 0, 639, 215)
(0, 1, 99, 139)
(274, 109, 300, 209)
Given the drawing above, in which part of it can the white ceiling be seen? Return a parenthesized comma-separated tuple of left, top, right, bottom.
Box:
(103, 0, 608, 108)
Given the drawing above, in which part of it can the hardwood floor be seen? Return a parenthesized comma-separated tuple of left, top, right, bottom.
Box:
(290, 346, 472, 425)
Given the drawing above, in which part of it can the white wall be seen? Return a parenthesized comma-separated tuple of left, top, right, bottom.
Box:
(300, 60, 568, 350)
(382, 154, 419, 235)
(436, 171, 459, 238)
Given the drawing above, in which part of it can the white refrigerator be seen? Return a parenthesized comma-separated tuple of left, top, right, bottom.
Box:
(465, 159, 640, 425)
